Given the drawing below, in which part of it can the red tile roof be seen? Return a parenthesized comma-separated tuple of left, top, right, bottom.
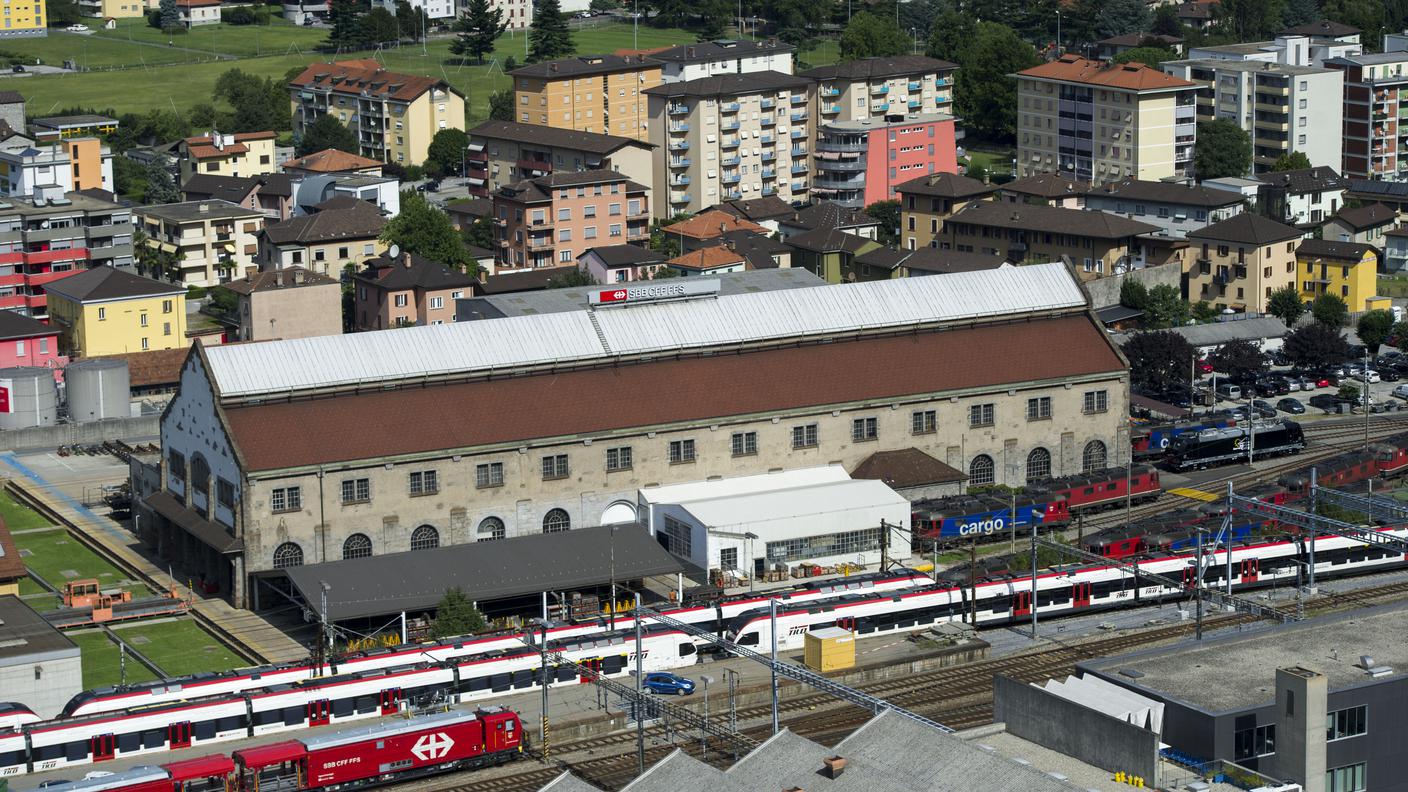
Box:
(221, 315, 1124, 471)
(1019, 55, 1196, 91)
(280, 148, 384, 173)
(288, 60, 459, 103)
(665, 209, 769, 240)
(668, 246, 748, 271)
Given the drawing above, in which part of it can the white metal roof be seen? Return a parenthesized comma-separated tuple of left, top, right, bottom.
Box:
(638, 465, 850, 506)
(204, 262, 1086, 398)
(299, 708, 481, 750)
(677, 479, 910, 529)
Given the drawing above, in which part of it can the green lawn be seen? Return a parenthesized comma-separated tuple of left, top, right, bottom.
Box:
(798, 39, 840, 68)
(0, 490, 53, 531)
(2, 31, 196, 70)
(12, 525, 137, 589)
(110, 619, 244, 676)
(16, 575, 60, 611)
(71, 631, 159, 690)
(90, 17, 326, 59)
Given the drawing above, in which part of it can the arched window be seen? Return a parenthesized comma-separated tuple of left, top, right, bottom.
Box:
(410, 525, 439, 551)
(272, 542, 303, 569)
(342, 533, 372, 560)
(543, 508, 571, 534)
(1082, 441, 1108, 473)
(191, 453, 210, 486)
(477, 517, 505, 542)
(969, 454, 995, 487)
(1026, 447, 1052, 480)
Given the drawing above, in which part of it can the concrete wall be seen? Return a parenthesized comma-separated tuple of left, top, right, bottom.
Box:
(993, 674, 1160, 785)
(0, 415, 159, 452)
(0, 651, 82, 719)
(1083, 262, 1183, 310)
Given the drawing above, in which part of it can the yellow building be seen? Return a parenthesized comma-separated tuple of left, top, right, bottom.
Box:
(288, 60, 466, 167)
(510, 54, 661, 141)
(178, 130, 278, 183)
(0, 0, 47, 36)
(45, 267, 187, 357)
(78, 0, 144, 17)
(1296, 238, 1380, 311)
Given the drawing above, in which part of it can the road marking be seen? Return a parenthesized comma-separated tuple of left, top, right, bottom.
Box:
(1168, 487, 1218, 502)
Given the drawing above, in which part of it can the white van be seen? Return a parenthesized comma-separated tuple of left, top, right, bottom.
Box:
(1216, 382, 1243, 401)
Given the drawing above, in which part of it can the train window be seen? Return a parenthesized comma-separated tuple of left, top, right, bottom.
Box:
(116, 732, 140, 753)
(33, 743, 64, 762)
(679, 643, 696, 656)
(0, 749, 25, 768)
(512, 670, 533, 688)
(193, 721, 216, 741)
(602, 656, 625, 674)
(252, 709, 281, 727)
(556, 667, 575, 683)
(141, 728, 164, 749)
(65, 740, 88, 761)
(354, 694, 377, 714)
(468, 675, 492, 692)
(490, 673, 512, 691)
(333, 698, 356, 717)
(739, 632, 760, 646)
(282, 706, 303, 726)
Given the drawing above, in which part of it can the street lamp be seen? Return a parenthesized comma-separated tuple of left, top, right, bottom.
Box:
(699, 674, 713, 756)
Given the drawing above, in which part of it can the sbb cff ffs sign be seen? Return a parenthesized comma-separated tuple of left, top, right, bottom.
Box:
(589, 279, 722, 306)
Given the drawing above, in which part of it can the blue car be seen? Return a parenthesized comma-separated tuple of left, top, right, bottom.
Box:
(642, 672, 695, 696)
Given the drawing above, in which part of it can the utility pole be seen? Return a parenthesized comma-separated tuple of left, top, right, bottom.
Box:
(1365, 347, 1372, 443)
(1190, 351, 1197, 420)
(320, 581, 333, 661)
(539, 621, 549, 760)
(609, 524, 616, 630)
(120, 641, 126, 686)
(634, 592, 644, 775)
(1195, 530, 1204, 640)
(769, 598, 779, 735)
(1009, 486, 1017, 553)
(879, 519, 890, 570)
(1029, 517, 1038, 639)
(968, 537, 977, 625)
(1308, 467, 1318, 590)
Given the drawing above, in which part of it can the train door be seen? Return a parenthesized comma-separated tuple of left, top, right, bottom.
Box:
(1072, 582, 1092, 608)
(1240, 558, 1260, 584)
(580, 658, 601, 684)
(306, 699, 331, 727)
(379, 688, 401, 715)
(90, 733, 116, 762)
(1013, 591, 1031, 617)
(1182, 566, 1198, 590)
(168, 721, 192, 750)
(835, 616, 856, 631)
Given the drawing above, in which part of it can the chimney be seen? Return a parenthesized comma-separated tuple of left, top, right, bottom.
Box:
(725, 239, 736, 251)
(719, 222, 727, 235)
(274, 270, 283, 287)
(293, 269, 305, 285)
(199, 203, 209, 213)
(550, 62, 559, 72)
(403, 252, 413, 268)
(687, 46, 696, 58)
(821, 756, 847, 779)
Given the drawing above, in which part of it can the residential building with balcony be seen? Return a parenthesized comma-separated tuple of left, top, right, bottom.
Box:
(0, 191, 135, 319)
(373, 0, 451, 21)
(256, 198, 388, 277)
(1184, 213, 1302, 312)
(352, 250, 481, 330)
(777, 201, 882, 240)
(1295, 238, 1378, 309)
(466, 121, 653, 202)
(78, 0, 144, 17)
(1162, 59, 1343, 172)
(509, 54, 662, 142)
(651, 39, 795, 83)
(896, 171, 996, 250)
(492, 169, 650, 270)
(1185, 33, 1360, 67)
(182, 173, 295, 223)
(45, 267, 186, 357)
(812, 113, 959, 209)
(0, 135, 113, 197)
(176, 0, 221, 25)
(942, 201, 1160, 279)
(1383, 226, 1408, 272)
(288, 60, 466, 167)
(0, 311, 64, 375)
(710, 194, 795, 232)
(1322, 202, 1398, 246)
(1323, 52, 1408, 181)
(1015, 55, 1199, 185)
(135, 200, 264, 288)
(800, 55, 957, 123)
(178, 130, 278, 183)
(30, 115, 120, 141)
(216, 266, 342, 341)
(997, 173, 1090, 208)
(1255, 165, 1348, 226)
(0, 0, 46, 36)
(645, 71, 813, 218)
(1083, 179, 1247, 238)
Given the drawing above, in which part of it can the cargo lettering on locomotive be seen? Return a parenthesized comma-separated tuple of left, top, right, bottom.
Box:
(958, 517, 1005, 536)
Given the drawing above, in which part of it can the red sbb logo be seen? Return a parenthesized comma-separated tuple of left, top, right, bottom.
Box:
(599, 289, 629, 303)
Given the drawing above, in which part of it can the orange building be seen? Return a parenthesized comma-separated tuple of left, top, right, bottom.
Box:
(510, 54, 662, 142)
(492, 169, 651, 270)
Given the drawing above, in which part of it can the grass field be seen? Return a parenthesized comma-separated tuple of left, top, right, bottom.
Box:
(0, 490, 53, 530)
(91, 17, 326, 59)
(71, 631, 159, 690)
(11, 525, 146, 591)
(112, 619, 245, 676)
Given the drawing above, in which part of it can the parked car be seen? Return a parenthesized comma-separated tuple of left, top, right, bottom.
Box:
(642, 672, 695, 696)
(1382, 368, 1401, 382)
(1354, 369, 1382, 383)
(1196, 360, 1214, 374)
(1283, 376, 1303, 392)
(1393, 384, 1408, 400)
(1309, 394, 1345, 411)
(10, 65, 23, 73)
(1277, 397, 1306, 414)
(1215, 382, 1243, 401)
(65, 23, 88, 31)
(1250, 399, 1278, 418)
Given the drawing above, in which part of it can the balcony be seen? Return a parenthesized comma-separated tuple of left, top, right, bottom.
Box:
(790, 112, 807, 123)
(761, 186, 777, 196)
(822, 104, 840, 114)
(670, 122, 690, 133)
(517, 158, 551, 173)
(873, 103, 890, 112)
(761, 134, 775, 145)
(761, 116, 776, 127)
(790, 94, 806, 105)
(668, 104, 689, 115)
(818, 140, 867, 153)
(669, 157, 691, 168)
(722, 120, 741, 131)
(723, 189, 742, 200)
(791, 181, 809, 192)
(761, 98, 776, 109)
(762, 151, 776, 162)
(670, 192, 692, 204)
(790, 129, 806, 139)
(870, 85, 888, 95)
(670, 175, 691, 186)
(669, 141, 690, 151)
(722, 172, 741, 184)
(791, 146, 808, 157)
(820, 87, 840, 98)
(907, 100, 921, 110)
(818, 158, 865, 172)
(935, 77, 951, 86)
(722, 138, 740, 149)
(722, 155, 741, 166)
(526, 237, 554, 251)
(935, 95, 953, 104)
(761, 167, 776, 179)
(908, 81, 921, 90)
(722, 102, 741, 113)
(791, 163, 808, 175)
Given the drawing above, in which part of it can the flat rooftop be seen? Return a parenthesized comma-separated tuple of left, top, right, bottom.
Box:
(137, 200, 263, 222)
(1081, 602, 1408, 713)
(0, 595, 79, 664)
(820, 112, 956, 132)
(1170, 57, 1333, 75)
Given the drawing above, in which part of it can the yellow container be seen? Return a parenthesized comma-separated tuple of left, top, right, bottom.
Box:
(803, 627, 856, 672)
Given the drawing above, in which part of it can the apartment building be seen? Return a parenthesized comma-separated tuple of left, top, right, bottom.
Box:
(489, 0, 528, 30)
(45, 268, 186, 357)
(943, 201, 1159, 279)
(1296, 238, 1378, 310)
(1255, 165, 1348, 226)
(1322, 202, 1398, 246)
(352, 250, 480, 330)
(0, 191, 135, 319)
(0, 0, 46, 36)
(998, 174, 1090, 208)
(78, 0, 143, 16)
(257, 199, 388, 277)
(510, 55, 661, 142)
(651, 39, 795, 83)
(217, 266, 342, 342)
(30, 115, 120, 140)
(493, 169, 649, 269)
(800, 55, 957, 123)
(176, 0, 221, 26)
(178, 131, 278, 183)
(288, 60, 466, 166)
(1162, 59, 1343, 172)
(813, 114, 959, 209)
(1016, 55, 1198, 185)
(1184, 213, 1302, 312)
(135, 200, 263, 288)
(1083, 179, 1246, 238)
(1185, 33, 1360, 68)
(895, 172, 996, 250)
(373, 0, 451, 21)
(280, 148, 384, 178)
(466, 121, 653, 201)
(0, 136, 113, 197)
(1323, 52, 1408, 181)
(645, 71, 813, 217)
(0, 311, 63, 374)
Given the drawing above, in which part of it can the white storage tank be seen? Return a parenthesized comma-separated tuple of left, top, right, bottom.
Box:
(64, 358, 130, 423)
(0, 367, 58, 429)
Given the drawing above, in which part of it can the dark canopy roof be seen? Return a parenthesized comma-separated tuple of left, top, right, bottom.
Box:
(284, 523, 684, 621)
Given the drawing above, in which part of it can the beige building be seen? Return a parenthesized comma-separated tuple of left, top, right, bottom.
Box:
(800, 55, 957, 122)
(136, 200, 264, 288)
(217, 266, 342, 342)
(1016, 55, 1199, 185)
(352, 250, 481, 330)
(645, 71, 814, 218)
(510, 54, 661, 142)
(1185, 213, 1302, 313)
(257, 198, 387, 278)
(466, 120, 655, 203)
(896, 172, 997, 250)
(288, 60, 466, 167)
(943, 201, 1161, 280)
(178, 131, 278, 183)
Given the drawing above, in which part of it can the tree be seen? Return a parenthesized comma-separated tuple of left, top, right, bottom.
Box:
(650, 266, 681, 279)
(488, 89, 515, 121)
(1322, 0, 1384, 42)
(839, 11, 909, 61)
(1280, 0, 1320, 27)
(451, 0, 507, 64)
(589, 0, 618, 11)
(381, 191, 469, 267)
(694, 0, 729, 40)
(546, 267, 599, 288)
(358, 7, 400, 44)
(1312, 292, 1349, 327)
(1214, 0, 1286, 40)
(113, 157, 148, 202)
(1194, 119, 1252, 179)
(297, 114, 359, 156)
(1122, 330, 1196, 393)
(159, 0, 181, 31)
(1191, 301, 1218, 322)
(527, 0, 574, 63)
(143, 161, 181, 204)
(1119, 277, 1149, 310)
(1112, 46, 1177, 67)
(425, 128, 470, 176)
(1283, 322, 1351, 370)
(1270, 151, 1312, 172)
(864, 200, 900, 245)
(925, 10, 975, 62)
(1151, 3, 1183, 35)
(429, 587, 487, 639)
(1144, 283, 1189, 328)
(47, 0, 81, 26)
(1358, 309, 1395, 353)
(326, 0, 366, 49)
(1209, 339, 1267, 380)
(1267, 285, 1306, 327)
(214, 69, 291, 134)
(953, 23, 1040, 142)
(462, 215, 496, 250)
(395, 0, 428, 40)
(1095, 0, 1149, 38)
(1394, 321, 1408, 352)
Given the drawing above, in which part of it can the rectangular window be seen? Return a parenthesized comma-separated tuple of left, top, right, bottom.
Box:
(163, 322, 171, 336)
(660, 515, 692, 556)
(1327, 706, 1367, 741)
(394, 294, 408, 307)
(475, 462, 504, 488)
(98, 307, 106, 320)
(141, 337, 149, 350)
(409, 470, 438, 496)
(668, 439, 696, 464)
(139, 313, 148, 327)
(541, 454, 570, 480)
(969, 403, 995, 427)
(731, 431, 758, 456)
(1233, 725, 1276, 761)
(911, 409, 936, 435)
(162, 299, 173, 314)
(791, 423, 818, 449)
(13, 340, 21, 357)
(168, 450, 186, 484)
(429, 296, 444, 310)
(1083, 390, 1109, 414)
(606, 446, 633, 471)
(1027, 396, 1052, 421)
(766, 527, 884, 564)
(340, 478, 370, 504)
(216, 478, 235, 509)
(1326, 763, 1366, 792)
(271, 486, 302, 513)
(851, 417, 878, 442)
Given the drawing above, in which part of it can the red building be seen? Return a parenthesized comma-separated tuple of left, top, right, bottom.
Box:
(813, 113, 959, 209)
(0, 310, 66, 378)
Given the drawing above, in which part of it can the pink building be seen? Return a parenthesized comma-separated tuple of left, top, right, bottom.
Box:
(352, 251, 481, 331)
(813, 113, 959, 209)
(0, 310, 66, 378)
(493, 169, 650, 270)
